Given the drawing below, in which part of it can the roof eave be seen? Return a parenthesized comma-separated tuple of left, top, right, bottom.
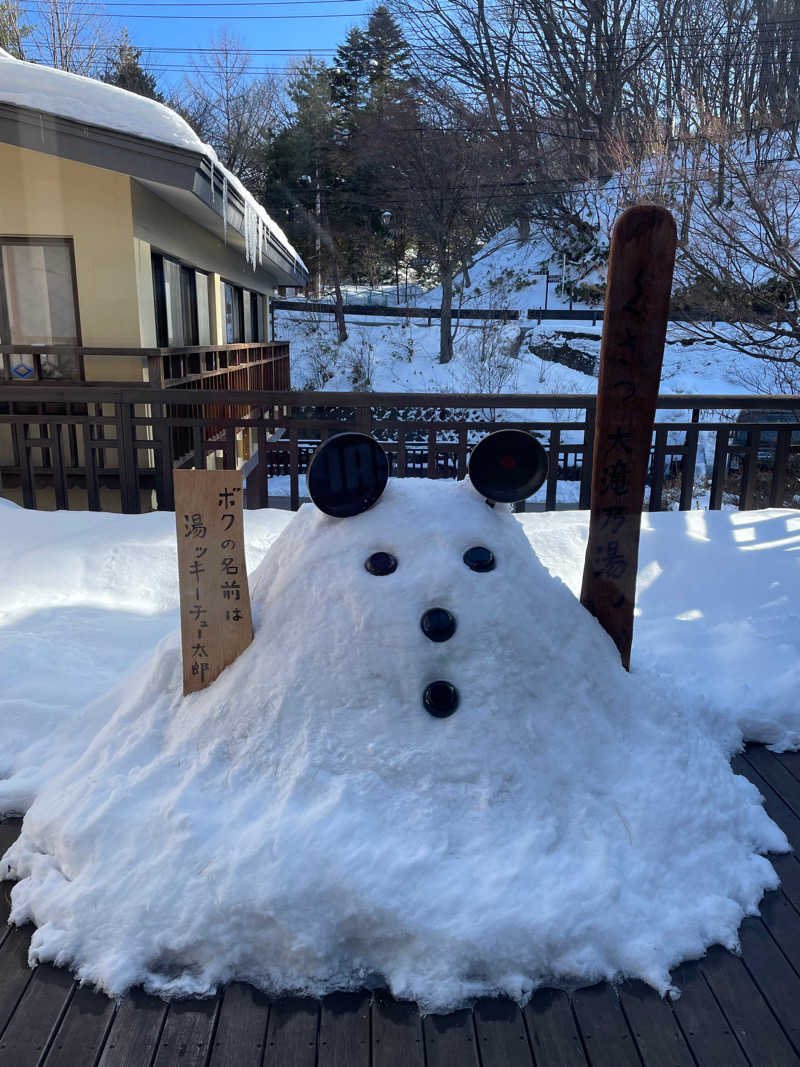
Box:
(0, 100, 308, 288)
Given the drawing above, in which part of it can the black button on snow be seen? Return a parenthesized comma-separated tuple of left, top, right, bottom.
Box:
(365, 551, 397, 576)
(420, 608, 456, 642)
(463, 546, 495, 572)
(423, 681, 459, 718)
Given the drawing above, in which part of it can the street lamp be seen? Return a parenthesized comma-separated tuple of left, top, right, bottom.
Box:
(381, 210, 400, 303)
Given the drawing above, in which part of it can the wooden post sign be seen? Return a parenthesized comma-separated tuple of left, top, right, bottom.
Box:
(579, 205, 677, 671)
(174, 470, 254, 695)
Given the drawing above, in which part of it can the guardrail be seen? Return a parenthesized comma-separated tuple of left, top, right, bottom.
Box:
(271, 299, 710, 327)
(1, 386, 797, 514)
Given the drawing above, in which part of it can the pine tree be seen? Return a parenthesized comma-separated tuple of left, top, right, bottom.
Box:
(103, 30, 163, 101)
(363, 5, 409, 104)
(0, 1, 30, 58)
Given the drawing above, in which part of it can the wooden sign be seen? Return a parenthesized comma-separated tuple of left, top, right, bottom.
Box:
(174, 469, 254, 695)
(579, 205, 677, 670)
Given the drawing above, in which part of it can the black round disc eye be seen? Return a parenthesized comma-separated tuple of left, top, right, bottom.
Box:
(463, 546, 495, 572)
(423, 681, 459, 718)
(365, 551, 397, 576)
(307, 432, 389, 518)
(468, 429, 548, 503)
(420, 608, 456, 642)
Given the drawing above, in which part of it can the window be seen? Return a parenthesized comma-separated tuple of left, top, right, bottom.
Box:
(243, 290, 253, 342)
(224, 282, 243, 343)
(195, 271, 210, 345)
(253, 293, 265, 342)
(0, 238, 80, 347)
(152, 253, 198, 347)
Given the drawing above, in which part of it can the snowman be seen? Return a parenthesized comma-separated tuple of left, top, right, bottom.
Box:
(2, 431, 786, 1013)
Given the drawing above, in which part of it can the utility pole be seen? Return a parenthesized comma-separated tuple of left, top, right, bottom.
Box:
(315, 166, 322, 298)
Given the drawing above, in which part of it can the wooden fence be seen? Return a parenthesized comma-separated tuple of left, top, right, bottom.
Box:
(0, 385, 797, 513)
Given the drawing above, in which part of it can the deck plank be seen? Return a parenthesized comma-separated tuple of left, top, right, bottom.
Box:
(207, 982, 269, 1066)
(771, 855, 800, 912)
(475, 998, 533, 1067)
(745, 747, 800, 818)
(700, 944, 799, 1066)
(264, 996, 318, 1067)
(667, 960, 749, 1067)
(318, 991, 370, 1067)
(0, 964, 73, 1066)
(571, 983, 642, 1067)
(0, 886, 11, 940)
(732, 755, 800, 850)
(775, 751, 800, 785)
(760, 887, 800, 973)
(96, 988, 168, 1067)
(0, 820, 21, 940)
(42, 983, 116, 1067)
(152, 995, 219, 1067)
(371, 990, 424, 1067)
(473, 997, 534, 1066)
(617, 980, 694, 1067)
(0, 926, 35, 1038)
(737, 912, 800, 1055)
(0, 822, 21, 863)
(422, 1008, 480, 1067)
(524, 988, 588, 1067)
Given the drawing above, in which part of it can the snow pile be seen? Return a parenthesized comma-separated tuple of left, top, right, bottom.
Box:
(0, 502, 291, 805)
(0, 49, 304, 275)
(2, 480, 789, 1010)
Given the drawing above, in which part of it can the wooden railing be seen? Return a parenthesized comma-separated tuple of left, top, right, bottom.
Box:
(0, 341, 290, 392)
(0, 386, 797, 514)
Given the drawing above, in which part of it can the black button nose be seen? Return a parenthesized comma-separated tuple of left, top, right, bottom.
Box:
(423, 681, 459, 717)
(421, 608, 456, 642)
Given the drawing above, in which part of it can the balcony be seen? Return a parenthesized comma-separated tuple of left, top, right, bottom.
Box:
(0, 341, 290, 391)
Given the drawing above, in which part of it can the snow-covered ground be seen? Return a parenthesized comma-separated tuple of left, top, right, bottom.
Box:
(281, 225, 761, 402)
(282, 306, 747, 399)
(1, 492, 798, 1010)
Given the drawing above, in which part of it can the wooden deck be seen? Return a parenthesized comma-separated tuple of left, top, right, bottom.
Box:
(2, 744, 800, 1066)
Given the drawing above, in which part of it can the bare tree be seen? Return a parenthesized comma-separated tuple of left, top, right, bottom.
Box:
(393, 0, 544, 241)
(392, 104, 507, 363)
(29, 0, 111, 76)
(677, 136, 800, 391)
(0, 1, 30, 58)
(176, 31, 282, 188)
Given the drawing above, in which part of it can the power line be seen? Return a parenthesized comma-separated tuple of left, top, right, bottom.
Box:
(88, 0, 367, 5)
(18, 5, 369, 17)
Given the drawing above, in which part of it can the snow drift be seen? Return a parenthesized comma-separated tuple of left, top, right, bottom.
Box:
(2, 479, 788, 1011)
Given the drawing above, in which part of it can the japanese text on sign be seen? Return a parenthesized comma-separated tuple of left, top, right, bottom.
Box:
(174, 471, 254, 695)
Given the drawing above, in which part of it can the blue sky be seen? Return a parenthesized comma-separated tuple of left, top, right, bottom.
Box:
(33, 1, 376, 90)
(122, 0, 371, 88)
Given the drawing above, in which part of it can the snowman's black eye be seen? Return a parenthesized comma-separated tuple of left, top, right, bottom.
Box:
(365, 551, 397, 576)
(463, 546, 495, 572)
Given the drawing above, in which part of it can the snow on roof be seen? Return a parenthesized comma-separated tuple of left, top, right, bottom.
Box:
(0, 48, 306, 276)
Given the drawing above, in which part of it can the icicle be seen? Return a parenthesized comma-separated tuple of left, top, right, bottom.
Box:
(210, 158, 215, 206)
(222, 175, 228, 244)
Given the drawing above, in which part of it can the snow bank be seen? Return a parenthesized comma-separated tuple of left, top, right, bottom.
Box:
(526, 508, 800, 751)
(2, 482, 792, 1010)
(0, 504, 292, 807)
(0, 49, 304, 273)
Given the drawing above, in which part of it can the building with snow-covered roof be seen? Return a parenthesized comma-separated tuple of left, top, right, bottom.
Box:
(0, 49, 307, 383)
(0, 49, 308, 504)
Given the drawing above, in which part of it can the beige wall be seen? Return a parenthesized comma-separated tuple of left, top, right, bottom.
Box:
(0, 143, 144, 359)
